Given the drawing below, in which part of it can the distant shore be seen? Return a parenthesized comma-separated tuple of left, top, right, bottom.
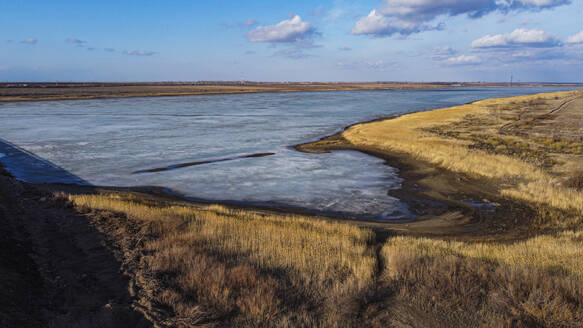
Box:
(1, 81, 580, 102)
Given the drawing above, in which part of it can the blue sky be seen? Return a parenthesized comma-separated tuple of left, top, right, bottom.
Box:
(1, 0, 582, 82)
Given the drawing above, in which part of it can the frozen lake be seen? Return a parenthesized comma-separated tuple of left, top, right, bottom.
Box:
(0, 87, 570, 220)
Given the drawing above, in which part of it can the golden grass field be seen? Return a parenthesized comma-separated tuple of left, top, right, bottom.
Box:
(68, 193, 377, 327)
(66, 183, 583, 326)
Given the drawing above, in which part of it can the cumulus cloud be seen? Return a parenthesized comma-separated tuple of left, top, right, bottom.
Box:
(20, 38, 37, 44)
(471, 28, 560, 48)
(247, 15, 314, 43)
(566, 30, 583, 44)
(445, 54, 482, 65)
(123, 50, 157, 56)
(352, 0, 570, 37)
(66, 38, 87, 45)
(351, 9, 442, 36)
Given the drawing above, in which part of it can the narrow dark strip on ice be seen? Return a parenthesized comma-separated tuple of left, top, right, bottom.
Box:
(132, 152, 276, 174)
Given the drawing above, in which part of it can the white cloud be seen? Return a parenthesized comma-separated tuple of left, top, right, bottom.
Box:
(351, 10, 389, 35)
(471, 28, 560, 48)
(566, 30, 583, 44)
(247, 15, 314, 43)
(352, 0, 570, 37)
(445, 54, 482, 65)
(351, 9, 440, 36)
(511, 0, 570, 7)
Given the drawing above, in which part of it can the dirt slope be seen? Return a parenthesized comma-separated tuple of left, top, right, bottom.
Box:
(0, 170, 152, 327)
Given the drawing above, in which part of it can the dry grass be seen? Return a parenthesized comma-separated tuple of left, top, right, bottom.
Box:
(382, 232, 583, 327)
(63, 191, 583, 327)
(68, 193, 376, 327)
(565, 171, 583, 191)
(342, 91, 583, 218)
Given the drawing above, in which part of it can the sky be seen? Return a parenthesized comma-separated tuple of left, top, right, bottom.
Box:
(1, 0, 582, 82)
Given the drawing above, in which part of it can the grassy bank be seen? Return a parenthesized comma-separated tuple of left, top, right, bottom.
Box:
(299, 90, 583, 231)
(63, 190, 583, 327)
(343, 91, 583, 218)
(68, 192, 376, 327)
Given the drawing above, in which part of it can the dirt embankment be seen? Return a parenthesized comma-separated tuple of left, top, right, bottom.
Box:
(0, 168, 152, 327)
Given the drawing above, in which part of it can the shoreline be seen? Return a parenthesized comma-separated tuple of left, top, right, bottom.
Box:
(295, 89, 583, 237)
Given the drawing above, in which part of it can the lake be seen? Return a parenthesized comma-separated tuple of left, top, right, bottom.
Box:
(0, 87, 570, 220)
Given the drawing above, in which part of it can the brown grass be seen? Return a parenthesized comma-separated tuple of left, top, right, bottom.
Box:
(65, 191, 583, 327)
(565, 171, 583, 191)
(69, 193, 376, 327)
(381, 233, 583, 327)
